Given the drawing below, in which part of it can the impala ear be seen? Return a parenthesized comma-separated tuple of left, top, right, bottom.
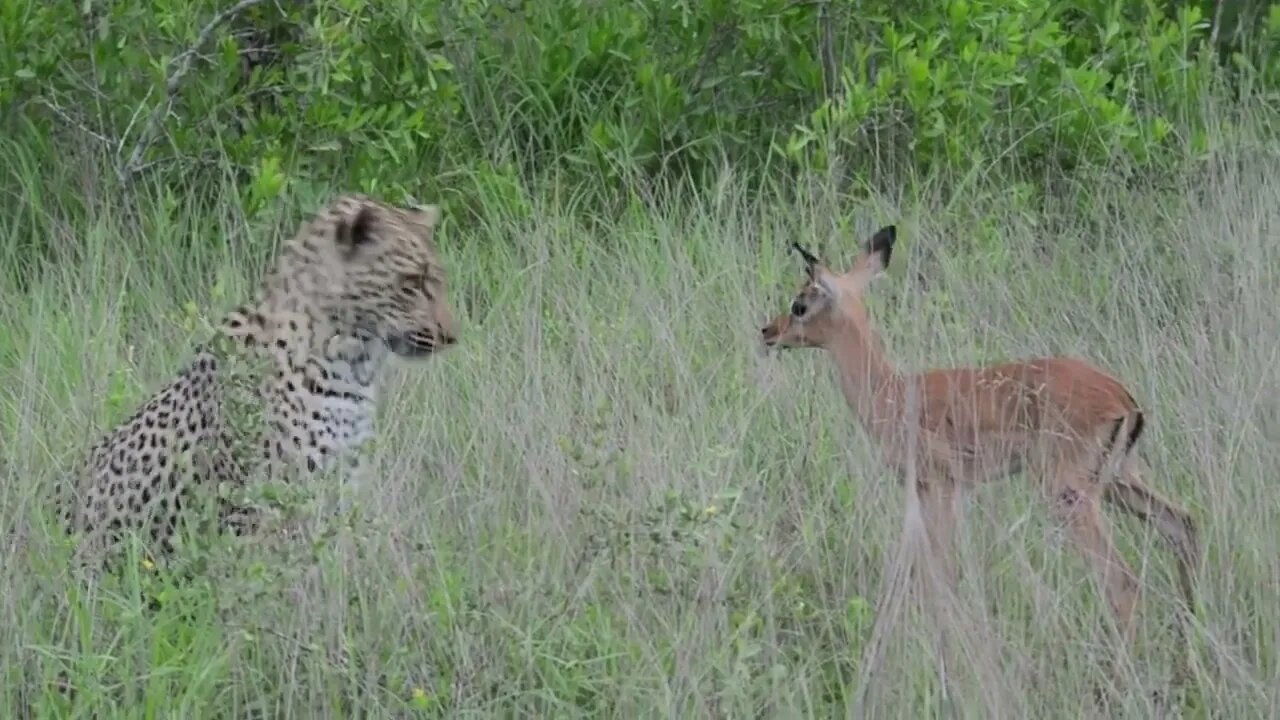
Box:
(791, 242, 821, 271)
(810, 265, 844, 304)
(866, 225, 896, 274)
(791, 242, 841, 300)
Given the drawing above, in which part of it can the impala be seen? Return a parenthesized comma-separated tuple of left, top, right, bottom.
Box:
(760, 225, 1199, 646)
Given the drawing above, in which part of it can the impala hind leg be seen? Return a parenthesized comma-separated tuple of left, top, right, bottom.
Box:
(1105, 462, 1204, 688)
(1104, 464, 1200, 615)
(1048, 474, 1142, 648)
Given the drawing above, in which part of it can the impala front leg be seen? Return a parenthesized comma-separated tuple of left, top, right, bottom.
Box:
(918, 477, 959, 591)
(916, 472, 961, 704)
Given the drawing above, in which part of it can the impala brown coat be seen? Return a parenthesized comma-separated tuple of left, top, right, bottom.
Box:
(761, 226, 1199, 647)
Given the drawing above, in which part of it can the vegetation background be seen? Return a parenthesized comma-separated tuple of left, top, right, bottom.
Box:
(2, 0, 1278, 716)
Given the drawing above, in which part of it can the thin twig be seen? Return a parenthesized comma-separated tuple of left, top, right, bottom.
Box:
(818, 0, 838, 102)
(117, 0, 272, 185)
(688, 22, 737, 98)
(1209, 0, 1226, 51)
(33, 98, 113, 148)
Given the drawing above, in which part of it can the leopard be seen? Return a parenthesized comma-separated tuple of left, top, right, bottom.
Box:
(56, 193, 459, 566)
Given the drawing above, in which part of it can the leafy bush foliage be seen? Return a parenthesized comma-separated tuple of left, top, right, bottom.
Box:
(2, 0, 1277, 220)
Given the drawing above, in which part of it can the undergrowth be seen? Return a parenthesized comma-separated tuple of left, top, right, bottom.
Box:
(1, 105, 1278, 718)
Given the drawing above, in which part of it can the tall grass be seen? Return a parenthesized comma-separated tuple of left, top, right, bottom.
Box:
(1, 109, 1278, 718)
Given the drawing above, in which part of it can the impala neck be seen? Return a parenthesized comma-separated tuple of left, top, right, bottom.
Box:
(825, 303, 904, 432)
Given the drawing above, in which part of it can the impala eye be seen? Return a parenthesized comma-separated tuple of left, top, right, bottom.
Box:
(790, 300, 807, 317)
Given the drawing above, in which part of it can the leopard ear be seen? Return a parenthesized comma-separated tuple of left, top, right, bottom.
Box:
(336, 204, 377, 256)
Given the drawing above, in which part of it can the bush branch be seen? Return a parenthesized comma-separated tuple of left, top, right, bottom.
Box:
(117, 0, 272, 186)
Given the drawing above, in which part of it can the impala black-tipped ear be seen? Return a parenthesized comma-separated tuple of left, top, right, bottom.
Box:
(791, 242, 821, 271)
(337, 204, 378, 255)
(867, 225, 896, 271)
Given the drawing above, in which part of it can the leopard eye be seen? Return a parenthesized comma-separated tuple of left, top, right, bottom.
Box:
(401, 273, 440, 302)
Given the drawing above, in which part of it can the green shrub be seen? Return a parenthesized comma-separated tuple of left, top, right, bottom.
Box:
(1, 0, 1275, 243)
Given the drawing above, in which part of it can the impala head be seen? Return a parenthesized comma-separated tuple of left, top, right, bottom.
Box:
(760, 225, 897, 350)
